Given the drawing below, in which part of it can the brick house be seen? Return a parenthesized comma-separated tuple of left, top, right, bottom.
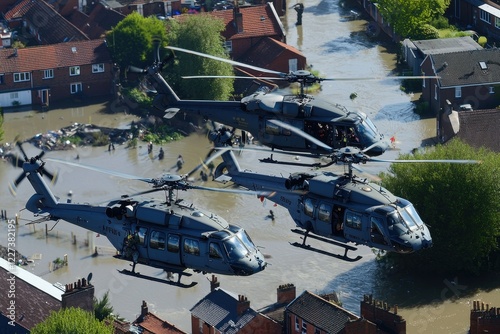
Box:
(0, 257, 94, 333)
(0, 39, 114, 107)
(420, 48, 500, 114)
(470, 300, 500, 334)
(133, 300, 188, 334)
(448, 0, 500, 44)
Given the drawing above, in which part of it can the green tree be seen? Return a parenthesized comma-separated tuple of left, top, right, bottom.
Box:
(31, 307, 114, 334)
(380, 139, 500, 274)
(94, 291, 114, 321)
(107, 12, 168, 70)
(165, 14, 234, 100)
(374, 0, 451, 38)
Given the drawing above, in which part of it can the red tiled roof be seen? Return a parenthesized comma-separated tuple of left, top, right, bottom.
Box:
(210, 4, 284, 40)
(135, 312, 187, 334)
(4, 0, 88, 44)
(0, 39, 111, 73)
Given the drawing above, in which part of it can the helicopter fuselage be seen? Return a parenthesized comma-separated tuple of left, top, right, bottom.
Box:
(150, 68, 388, 156)
(21, 159, 266, 277)
(215, 151, 432, 254)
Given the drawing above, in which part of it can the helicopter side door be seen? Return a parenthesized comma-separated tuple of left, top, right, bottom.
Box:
(343, 210, 370, 245)
(181, 237, 206, 270)
(147, 230, 183, 267)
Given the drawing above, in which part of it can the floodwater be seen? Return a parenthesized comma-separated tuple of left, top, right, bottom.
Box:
(0, 1, 498, 333)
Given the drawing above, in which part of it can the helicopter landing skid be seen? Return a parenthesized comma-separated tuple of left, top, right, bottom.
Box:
(290, 229, 362, 262)
(117, 269, 198, 288)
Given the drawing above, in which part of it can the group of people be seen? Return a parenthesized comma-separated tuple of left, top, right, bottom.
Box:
(147, 143, 185, 171)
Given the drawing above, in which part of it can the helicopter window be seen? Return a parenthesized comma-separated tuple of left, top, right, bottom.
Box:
(304, 198, 315, 217)
(167, 234, 180, 253)
(370, 217, 387, 245)
(150, 230, 166, 250)
(345, 211, 362, 230)
(184, 238, 200, 256)
(318, 203, 332, 222)
(223, 236, 248, 261)
(137, 227, 148, 246)
(355, 123, 377, 144)
(209, 242, 223, 259)
(236, 229, 256, 251)
(264, 120, 291, 136)
(402, 203, 424, 228)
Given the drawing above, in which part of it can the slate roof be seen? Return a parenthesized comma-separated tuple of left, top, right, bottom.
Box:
(190, 288, 258, 334)
(457, 109, 500, 151)
(4, 0, 88, 44)
(412, 36, 482, 55)
(0, 258, 62, 331)
(69, 3, 125, 40)
(286, 291, 358, 334)
(0, 39, 111, 73)
(429, 49, 500, 87)
(210, 4, 284, 41)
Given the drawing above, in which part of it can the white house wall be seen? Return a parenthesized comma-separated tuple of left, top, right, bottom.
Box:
(0, 90, 32, 107)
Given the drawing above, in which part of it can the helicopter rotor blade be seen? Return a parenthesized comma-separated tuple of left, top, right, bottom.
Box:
(185, 147, 230, 178)
(369, 158, 481, 164)
(166, 46, 285, 76)
(181, 75, 286, 81)
(268, 119, 333, 152)
(128, 65, 147, 74)
(16, 141, 29, 161)
(45, 158, 154, 183)
(321, 75, 441, 81)
(189, 184, 271, 197)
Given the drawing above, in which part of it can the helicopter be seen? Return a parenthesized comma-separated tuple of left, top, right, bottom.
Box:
(9, 143, 267, 286)
(207, 130, 478, 261)
(137, 46, 437, 158)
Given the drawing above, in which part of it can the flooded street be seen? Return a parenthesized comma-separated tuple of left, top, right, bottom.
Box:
(1, 1, 498, 333)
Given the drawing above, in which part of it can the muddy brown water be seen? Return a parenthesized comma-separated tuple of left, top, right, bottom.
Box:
(0, 1, 497, 333)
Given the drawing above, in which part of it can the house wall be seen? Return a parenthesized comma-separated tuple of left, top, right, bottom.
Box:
(191, 315, 215, 334)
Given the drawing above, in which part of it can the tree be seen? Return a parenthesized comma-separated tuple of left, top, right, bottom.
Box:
(94, 291, 114, 321)
(380, 139, 500, 274)
(107, 12, 168, 70)
(165, 14, 234, 100)
(31, 307, 114, 334)
(374, 0, 451, 38)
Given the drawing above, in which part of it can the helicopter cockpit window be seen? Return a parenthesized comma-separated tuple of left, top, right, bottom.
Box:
(223, 236, 248, 261)
(137, 227, 148, 246)
(304, 198, 315, 217)
(345, 211, 362, 230)
(355, 122, 377, 144)
(209, 242, 223, 259)
(150, 230, 166, 250)
(318, 203, 332, 222)
(184, 238, 200, 256)
(167, 234, 180, 253)
(236, 229, 256, 252)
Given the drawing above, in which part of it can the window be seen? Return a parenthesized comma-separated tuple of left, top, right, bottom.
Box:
(198, 319, 204, 334)
(14, 72, 30, 82)
(345, 211, 362, 229)
(70, 82, 82, 94)
(302, 321, 307, 334)
(10, 92, 18, 99)
(137, 227, 148, 245)
(304, 198, 315, 217)
(150, 230, 165, 250)
(295, 316, 299, 331)
(318, 203, 331, 222)
(489, 86, 495, 94)
(92, 63, 105, 73)
(314, 328, 321, 334)
(434, 84, 438, 100)
(265, 120, 280, 135)
(43, 69, 54, 79)
(496, 17, 500, 30)
(0, 74, 4, 84)
(69, 66, 80, 76)
(184, 238, 200, 256)
(480, 10, 491, 23)
(209, 242, 223, 259)
(455, 87, 461, 98)
(224, 40, 232, 53)
(167, 234, 180, 253)
(422, 72, 425, 88)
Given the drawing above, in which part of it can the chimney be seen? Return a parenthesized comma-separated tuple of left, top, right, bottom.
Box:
(277, 283, 296, 304)
(210, 275, 220, 292)
(61, 277, 94, 312)
(140, 300, 148, 320)
(237, 295, 250, 316)
(233, 7, 243, 33)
